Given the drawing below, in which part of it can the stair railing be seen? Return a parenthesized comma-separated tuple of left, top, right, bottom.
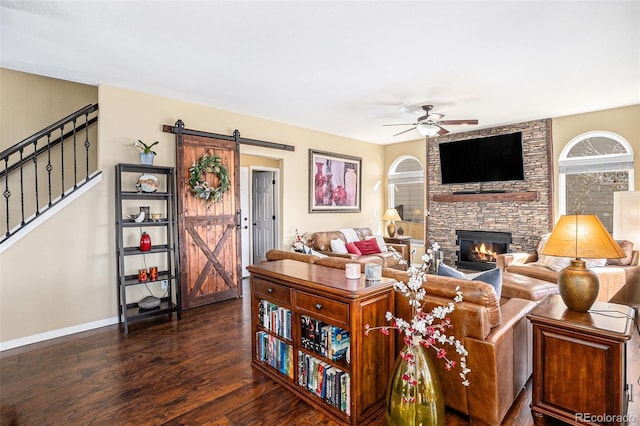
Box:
(1, 103, 99, 243)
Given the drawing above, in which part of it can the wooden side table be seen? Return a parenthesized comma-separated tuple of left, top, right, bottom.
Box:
(527, 294, 634, 425)
(384, 236, 412, 266)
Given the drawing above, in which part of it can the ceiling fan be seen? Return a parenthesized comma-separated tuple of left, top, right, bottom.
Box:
(383, 104, 479, 137)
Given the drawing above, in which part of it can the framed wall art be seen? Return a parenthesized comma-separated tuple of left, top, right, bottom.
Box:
(309, 149, 361, 213)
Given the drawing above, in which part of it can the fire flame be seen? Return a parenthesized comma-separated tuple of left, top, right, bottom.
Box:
(473, 243, 498, 262)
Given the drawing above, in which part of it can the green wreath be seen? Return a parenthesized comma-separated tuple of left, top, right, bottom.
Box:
(188, 153, 231, 203)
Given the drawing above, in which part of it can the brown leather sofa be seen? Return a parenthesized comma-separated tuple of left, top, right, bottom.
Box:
(384, 268, 536, 425)
(262, 249, 538, 425)
(307, 227, 408, 269)
(496, 241, 639, 303)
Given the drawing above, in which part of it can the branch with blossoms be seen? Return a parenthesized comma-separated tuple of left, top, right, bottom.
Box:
(364, 248, 471, 393)
(291, 228, 308, 253)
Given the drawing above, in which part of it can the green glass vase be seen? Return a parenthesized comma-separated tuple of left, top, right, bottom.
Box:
(386, 344, 445, 426)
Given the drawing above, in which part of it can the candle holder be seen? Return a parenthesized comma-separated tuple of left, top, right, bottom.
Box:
(149, 266, 158, 281)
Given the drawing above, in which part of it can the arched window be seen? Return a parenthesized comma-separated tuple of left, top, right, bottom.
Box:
(388, 156, 424, 242)
(558, 131, 634, 232)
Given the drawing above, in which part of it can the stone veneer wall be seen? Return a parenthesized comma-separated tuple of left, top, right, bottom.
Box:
(427, 119, 553, 266)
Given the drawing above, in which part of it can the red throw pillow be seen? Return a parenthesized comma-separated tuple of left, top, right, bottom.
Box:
(345, 242, 362, 256)
(354, 239, 381, 255)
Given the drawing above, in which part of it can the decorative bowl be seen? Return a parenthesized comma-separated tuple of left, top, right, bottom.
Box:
(136, 174, 159, 193)
(138, 295, 161, 309)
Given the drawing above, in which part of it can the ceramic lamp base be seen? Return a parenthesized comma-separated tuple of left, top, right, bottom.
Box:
(558, 259, 599, 312)
(387, 222, 397, 238)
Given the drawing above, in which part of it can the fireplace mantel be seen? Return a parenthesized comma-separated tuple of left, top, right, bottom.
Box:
(432, 191, 539, 203)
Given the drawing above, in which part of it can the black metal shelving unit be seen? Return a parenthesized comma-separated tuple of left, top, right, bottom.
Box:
(115, 163, 181, 333)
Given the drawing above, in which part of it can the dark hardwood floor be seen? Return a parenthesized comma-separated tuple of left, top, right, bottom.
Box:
(1, 280, 638, 425)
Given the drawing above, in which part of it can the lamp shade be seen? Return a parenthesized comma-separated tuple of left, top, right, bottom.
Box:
(382, 208, 402, 222)
(541, 214, 626, 259)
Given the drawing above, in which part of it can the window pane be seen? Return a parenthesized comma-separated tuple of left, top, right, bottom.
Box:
(394, 182, 424, 223)
(565, 171, 629, 231)
(567, 137, 627, 157)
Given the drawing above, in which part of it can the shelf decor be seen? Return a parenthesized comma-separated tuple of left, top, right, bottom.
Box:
(387, 344, 443, 426)
(131, 140, 159, 165)
(365, 251, 470, 425)
(188, 152, 231, 204)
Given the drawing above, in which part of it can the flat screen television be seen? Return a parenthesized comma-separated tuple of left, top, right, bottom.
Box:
(438, 132, 525, 184)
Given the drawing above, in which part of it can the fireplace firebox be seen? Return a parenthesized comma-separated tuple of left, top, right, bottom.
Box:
(455, 230, 512, 271)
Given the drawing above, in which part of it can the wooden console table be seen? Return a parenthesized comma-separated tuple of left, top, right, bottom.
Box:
(528, 295, 634, 425)
(247, 260, 396, 425)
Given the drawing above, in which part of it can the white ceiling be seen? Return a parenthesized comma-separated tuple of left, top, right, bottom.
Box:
(1, 1, 638, 144)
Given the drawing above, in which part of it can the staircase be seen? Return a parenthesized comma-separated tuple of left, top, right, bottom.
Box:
(0, 104, 100, 252)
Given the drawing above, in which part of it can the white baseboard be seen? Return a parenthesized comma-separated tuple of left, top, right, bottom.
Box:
(0, 316, 119, 352)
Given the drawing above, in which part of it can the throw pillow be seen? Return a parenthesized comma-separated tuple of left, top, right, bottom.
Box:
(365, 235, 388, 252)
(607, 240, 634, 266)
(437, 263, 466, 279)
(437, 263, 502, 298)
(542, 255, 572, 272)
(534, 233, 552, 265)
(330, 238, 348, 254)
(345, 242, 362, 256)
(354, 239, 382, 255)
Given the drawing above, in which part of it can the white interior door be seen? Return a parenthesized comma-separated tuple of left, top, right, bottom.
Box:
(240, 167, 250, 277)
(252, 170, 275, 264)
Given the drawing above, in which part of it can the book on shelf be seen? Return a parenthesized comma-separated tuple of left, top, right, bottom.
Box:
(297, 350, 350, 413)
(256, 331, 293, 379)
(259, 300, 292, 340)
(300, 315, 350, 361)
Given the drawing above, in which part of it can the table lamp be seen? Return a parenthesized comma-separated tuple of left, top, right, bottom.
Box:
(541, 214, 626, 312)
(382, 208, 402, 238)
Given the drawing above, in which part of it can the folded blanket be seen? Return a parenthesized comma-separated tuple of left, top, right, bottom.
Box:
(339, 228, 359, 243)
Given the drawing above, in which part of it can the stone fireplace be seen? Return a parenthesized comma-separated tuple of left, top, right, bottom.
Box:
(427, 119, 553, 267)
(456, 230, 512, 271)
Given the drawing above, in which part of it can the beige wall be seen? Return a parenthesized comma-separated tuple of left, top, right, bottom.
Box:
(1, 82, 385, 344)
(0, 68, 98, 147)
(550, 104, 639, 220)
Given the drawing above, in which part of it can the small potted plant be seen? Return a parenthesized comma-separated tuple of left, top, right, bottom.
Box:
(132, 140, 159, 165)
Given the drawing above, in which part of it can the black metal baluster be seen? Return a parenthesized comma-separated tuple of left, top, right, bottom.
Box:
(3, 157, 10, 238)
(84, 111, 90, 181)
(72, 117, 77, 189)
(33, 139, 39, 217)
(60, 125, 65, 198)
(19, 147, 25, 225)
(46, 133, 53, 207)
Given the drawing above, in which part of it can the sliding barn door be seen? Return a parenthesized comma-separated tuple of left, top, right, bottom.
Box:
(176, 134, 241, 309)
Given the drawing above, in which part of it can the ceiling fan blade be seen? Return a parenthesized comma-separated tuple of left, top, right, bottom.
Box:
(439, 119, 479, 125)
(436, 125, 449, 136)
(427, 112, 444, 122)
(383, 123, 417, 127)
(393, 126, 417, 137)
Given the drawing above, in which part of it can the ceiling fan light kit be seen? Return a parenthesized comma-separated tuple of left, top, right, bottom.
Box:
(384, 104, 478, 138)
(416, 122, 440, 137)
